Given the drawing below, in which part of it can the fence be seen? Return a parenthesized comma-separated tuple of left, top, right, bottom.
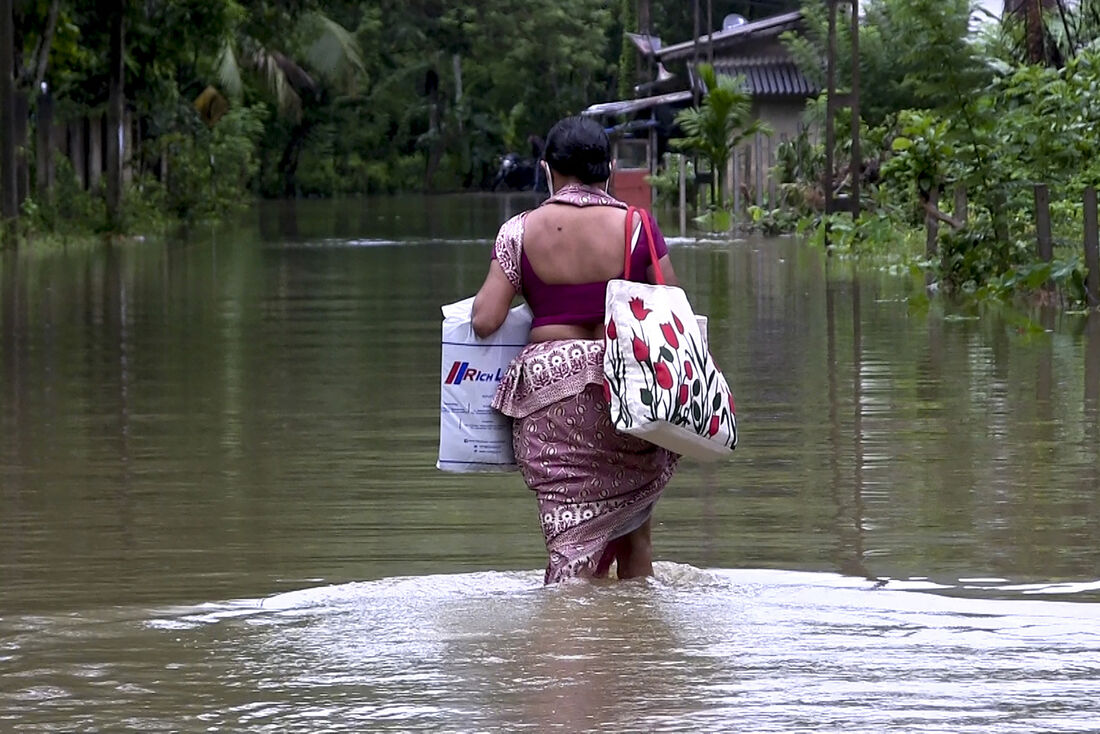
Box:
(673, 129, 800, 237)
(31, 92, 135, 203)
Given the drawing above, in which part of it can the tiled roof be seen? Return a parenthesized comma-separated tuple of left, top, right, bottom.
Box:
(713, 57, 818, 97)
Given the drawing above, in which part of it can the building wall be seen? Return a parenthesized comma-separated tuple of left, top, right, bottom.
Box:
(752, 98, 809, 143)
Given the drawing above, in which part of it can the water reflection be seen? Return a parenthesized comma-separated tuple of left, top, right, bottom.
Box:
(1087, 312, 1100, 419)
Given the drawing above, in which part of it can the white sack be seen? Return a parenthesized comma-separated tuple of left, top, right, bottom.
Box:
(437, 296, 531, 472)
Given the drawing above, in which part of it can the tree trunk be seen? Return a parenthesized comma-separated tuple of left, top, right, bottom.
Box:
(35, 91, 54, 200)
(13, 90, 27, 207)
(68, 119, 86, 189)
(278, 121, 310, 197)
(1025, 0, 1044, 63)
(0, 0, 18, 230)
(88, 115, 103, 189)
(106, 0, 125, 229)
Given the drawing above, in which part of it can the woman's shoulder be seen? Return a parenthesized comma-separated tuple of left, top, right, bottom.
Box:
(494, 211, 529, 248)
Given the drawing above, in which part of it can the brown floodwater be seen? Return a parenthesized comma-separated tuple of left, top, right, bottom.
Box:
(2, 195, 1098, 732)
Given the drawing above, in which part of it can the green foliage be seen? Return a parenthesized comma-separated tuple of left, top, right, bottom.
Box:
(882, 110, 955, 198)
(745, 204, 802, 236)
(769, 1, 1100, 306)
(801, 210, 923, 258)
(145, 104, 268, 221)
(672, 64, 769, 207)
(24, 157, 105, 235)
(784, 0, 991, 126)
(646, 153, 697, 209)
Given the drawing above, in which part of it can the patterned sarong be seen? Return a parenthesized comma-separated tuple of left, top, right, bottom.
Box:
(490, 184, 678, 584)
(512, 382, 677, 583)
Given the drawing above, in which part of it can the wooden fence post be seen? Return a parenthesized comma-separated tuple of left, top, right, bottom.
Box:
(678, 154, 686, 237)
(726, 153, 735, 232)
(1085, 186, 1100, 306)
(766, 134, 776, 209)
(925, 188, 940, 258)
(754, 131, 764, 209)
(732, 146, 741, 221)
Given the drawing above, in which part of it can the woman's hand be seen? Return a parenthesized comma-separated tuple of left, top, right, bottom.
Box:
(472, 260, 517, 338)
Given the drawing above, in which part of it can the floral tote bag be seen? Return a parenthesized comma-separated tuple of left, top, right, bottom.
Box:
(603, 207, 737, 460)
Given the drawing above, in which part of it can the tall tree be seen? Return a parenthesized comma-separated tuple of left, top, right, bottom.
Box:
(105, 0, 124, 228)
(0, 0, 16, 229)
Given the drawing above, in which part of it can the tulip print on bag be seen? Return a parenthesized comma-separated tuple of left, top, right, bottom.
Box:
(603, 208, 737, 460)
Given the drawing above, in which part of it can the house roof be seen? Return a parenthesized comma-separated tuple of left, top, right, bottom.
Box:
(714, 56, 818, 97)
(581, 89, 693, 118)
(657, 10, 805, 62)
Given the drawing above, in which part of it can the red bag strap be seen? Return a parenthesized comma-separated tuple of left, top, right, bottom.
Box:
(622, 207, 666, 286)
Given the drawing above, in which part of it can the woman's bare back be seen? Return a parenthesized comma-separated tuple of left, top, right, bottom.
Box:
(522, 203, 630, 285)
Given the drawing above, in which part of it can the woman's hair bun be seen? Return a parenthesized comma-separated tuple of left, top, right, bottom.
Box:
(543, 116, 611, 185)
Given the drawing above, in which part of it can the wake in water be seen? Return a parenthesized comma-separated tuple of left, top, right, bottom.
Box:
(5, 566, 1099, 732)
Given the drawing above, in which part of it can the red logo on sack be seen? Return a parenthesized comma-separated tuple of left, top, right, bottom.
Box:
(444, 361, 504, 385)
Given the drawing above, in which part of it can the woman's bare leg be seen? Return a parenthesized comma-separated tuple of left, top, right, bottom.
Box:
(615, 518, 653, 579)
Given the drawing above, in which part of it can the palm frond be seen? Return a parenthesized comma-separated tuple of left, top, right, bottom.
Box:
(251, 46, 303, 121)
(215, 40, 243, 99)
(303, 11, 365, 90)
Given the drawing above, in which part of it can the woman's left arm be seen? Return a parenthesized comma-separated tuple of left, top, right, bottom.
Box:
(472, 260, 517, 338)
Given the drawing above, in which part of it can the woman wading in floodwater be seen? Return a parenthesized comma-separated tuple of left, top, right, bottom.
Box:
(472, 116, 679, 584)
